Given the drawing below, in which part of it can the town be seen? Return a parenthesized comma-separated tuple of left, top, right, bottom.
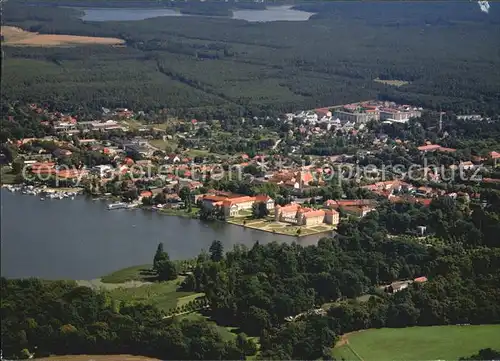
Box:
(2, 99, 499, 238)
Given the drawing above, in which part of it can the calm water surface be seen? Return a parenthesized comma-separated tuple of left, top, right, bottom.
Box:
(1, 189, 327, 280)
(81, 5, 314, 22)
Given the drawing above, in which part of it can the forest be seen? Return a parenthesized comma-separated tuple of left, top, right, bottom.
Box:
(3, 191, 500, 359)
(2, 1, 500, 119)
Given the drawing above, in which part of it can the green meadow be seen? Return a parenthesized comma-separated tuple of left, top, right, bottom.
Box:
(333, 325, 500, 361)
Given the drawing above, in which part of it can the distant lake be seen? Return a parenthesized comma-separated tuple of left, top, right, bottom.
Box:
(1, 190, 329, 280)
(80, 5, 315, 22)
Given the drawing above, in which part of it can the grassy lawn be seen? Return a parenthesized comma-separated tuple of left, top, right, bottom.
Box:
(267, 223, 284, 229)
(333, 342, 360, 361)
(333, 325, 500, 361)
(227, 217, 334, 237)
(179, 311, 238, 342)
(158, 206, 199, 218)
(177, 292, 205, 308)
(101, 264, 153, 283)
(107, 276, 195, 312)
(184, 148, 229, 159)
(149, 138, 178, 151)
(356, 294, 379, 302)
(0, 165, 18, 184)
(373, 78, 409, 87)
(237, 209, 252, 217)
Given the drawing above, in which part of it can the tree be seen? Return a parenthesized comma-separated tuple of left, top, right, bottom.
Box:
(179, 186, 192, 205)
(153, 191, 166, 205)
(156, 258, 178, 281)
(11, 159, 24, 175)
(153, 243, 165, 270)
(236, 333, 258, 356)
(459, 348, 500, 360)
(142, 196, 153, 206)
(180, 273, 196, 291)
(252, 201, 269, 219)
(209, 240, 224, 262)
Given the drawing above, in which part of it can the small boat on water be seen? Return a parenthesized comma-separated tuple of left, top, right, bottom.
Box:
(107, 202, 129, 210)
(40, 198, 45, 201)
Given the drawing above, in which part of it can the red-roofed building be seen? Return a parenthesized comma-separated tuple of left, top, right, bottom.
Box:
(140, 190, 153, 199)
(200, 193, 274, 218)
(483, 178, 500, 184)
(274, 204, 338, 226)
(324, 199, 377, 217)
(418, 144, 442, 152)
(414, 276, 428, 283)
(490, 151, 500, 159)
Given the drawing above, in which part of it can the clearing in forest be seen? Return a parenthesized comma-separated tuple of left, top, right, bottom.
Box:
(373, 78, 409, 87)
(332, 325, 500, 361)
(1, 26, 125, 47)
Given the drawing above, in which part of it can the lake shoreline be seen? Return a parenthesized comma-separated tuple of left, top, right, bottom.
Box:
(1, 189, 325, 280)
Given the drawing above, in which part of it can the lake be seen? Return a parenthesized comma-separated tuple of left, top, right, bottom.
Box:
(80, 5, 315, 22)
(0, 189, 329, 280)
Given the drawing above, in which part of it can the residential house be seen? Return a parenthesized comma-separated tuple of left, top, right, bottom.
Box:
(385, 281, 410, 294)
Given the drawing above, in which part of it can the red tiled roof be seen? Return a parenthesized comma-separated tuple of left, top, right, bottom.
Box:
(255, 194, 271, 202)
(31, 162, 55, 170)
(223, 196, 255, 205)
(325, 209, 339, 215)
(332, 199, 375, 207)
(439, 147, 457, 153)
(483, 178, 500, 184)
(416, 198, 432, 207)
(418, 144, 442, 151)
(490, 151, 500, 159)
(302, 209, 326, 218)
(202, 195, 228, 202)
(277, 204, 301, 212)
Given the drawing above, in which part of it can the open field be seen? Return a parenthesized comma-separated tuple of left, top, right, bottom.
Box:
(148, 138, 178, 151)
(1, 26, 125, 47)
(106, 275, 196, 312)
(373, 78, 409, 87)
(332, 325, 500, 361)
(35, 355, 160, 361)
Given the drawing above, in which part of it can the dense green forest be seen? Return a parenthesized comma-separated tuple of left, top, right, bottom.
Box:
(2, 1, 499, 118)
(1, 278, 247, 359)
